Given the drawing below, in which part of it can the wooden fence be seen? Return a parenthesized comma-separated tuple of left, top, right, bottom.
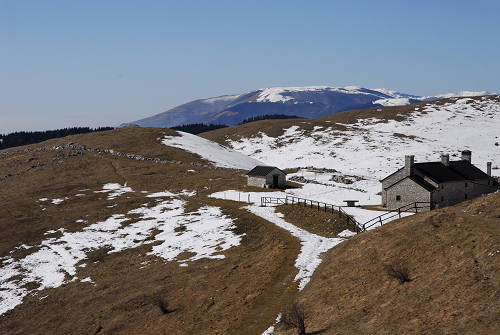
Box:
(360, 201, 431, 231)
(261, 195, 431, 234)
(261, 195, 362, 232)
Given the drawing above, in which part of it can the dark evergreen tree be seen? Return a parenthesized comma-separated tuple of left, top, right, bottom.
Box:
(0, 127, 114, 150)
(239, 114, 300, 125)
(170, 123, 228, 134)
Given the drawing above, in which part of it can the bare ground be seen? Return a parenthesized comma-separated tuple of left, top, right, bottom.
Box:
(273, 192, 500, 335)
(0, 128, 301, 334)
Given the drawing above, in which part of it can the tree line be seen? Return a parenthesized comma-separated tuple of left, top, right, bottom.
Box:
(0, 127, 114, 150)
(171, 114, 301, 135)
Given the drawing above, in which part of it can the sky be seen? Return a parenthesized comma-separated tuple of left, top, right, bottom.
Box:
(1, 0, 499, 133)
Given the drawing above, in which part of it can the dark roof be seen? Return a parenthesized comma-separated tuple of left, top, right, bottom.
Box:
(413, 162, 465, 183)
(414, 160, 490, 183)
(384, 175, 436, 192)
(449, 161, 491, 180)
(409, 175, 437, 191)
(246, 166, 285, 177)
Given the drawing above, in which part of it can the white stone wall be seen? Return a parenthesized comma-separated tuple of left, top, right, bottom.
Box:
(432, 178, 498, 209)
(385, 178, 431, 209)
(246, 170, 286, 188)
(247, 176, 266, 187)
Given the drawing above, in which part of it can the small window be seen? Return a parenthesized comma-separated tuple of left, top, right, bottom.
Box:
(440, 184, 444, 189)
(465, 182, 468, 188)
(441, 196, 444, 201)
(465, 194, 468, 199)
(396, 195, 401, 201)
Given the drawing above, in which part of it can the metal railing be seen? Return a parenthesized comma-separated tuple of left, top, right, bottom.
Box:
(260, 195, 431, 234)
(360, 202, 431, 231)
(261, 195, 362, 232)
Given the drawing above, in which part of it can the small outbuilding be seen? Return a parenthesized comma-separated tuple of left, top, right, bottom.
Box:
(246, 166, 286, 188)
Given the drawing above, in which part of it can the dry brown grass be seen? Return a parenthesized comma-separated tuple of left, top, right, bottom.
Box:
(0, 127, 301, 335)
(275, 204, 357, 238)
(274, 192, 500, 335)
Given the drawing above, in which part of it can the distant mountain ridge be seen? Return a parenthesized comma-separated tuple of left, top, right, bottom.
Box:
(122, 86, 489, 128)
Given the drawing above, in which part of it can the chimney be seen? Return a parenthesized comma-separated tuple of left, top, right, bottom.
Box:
(461, 150, 472, 163)
(405, 155, 414, 176)
(487, 162, 492, 176)
(441, 154, 450, 166)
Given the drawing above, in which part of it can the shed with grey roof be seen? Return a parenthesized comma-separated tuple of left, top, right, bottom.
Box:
(381, 151, 498, 210)
(246, 166, 286, 188)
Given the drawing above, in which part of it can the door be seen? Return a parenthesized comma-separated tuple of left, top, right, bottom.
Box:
(273, 175, 279, 188)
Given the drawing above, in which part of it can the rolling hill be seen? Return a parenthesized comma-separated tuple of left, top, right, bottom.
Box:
(1, 96, 499, 334)
(123, 86, 489, 128)
(202, 95, 500, 207)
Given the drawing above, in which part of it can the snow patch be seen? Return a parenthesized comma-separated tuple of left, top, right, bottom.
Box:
(95, 183, 133, 200)
(0, 189, 243, 316)
(162, 131, 263, 170)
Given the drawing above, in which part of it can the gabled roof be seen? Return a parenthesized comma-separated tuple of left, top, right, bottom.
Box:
(413, 160, 491, 183)
(449, 161, 491, 180)
(409, 175, 437, 191)
(380, 167, 404, 182)
(246, 166, 285, 177)
(413, 162, 466, 183)
(384, 175, 436, 192)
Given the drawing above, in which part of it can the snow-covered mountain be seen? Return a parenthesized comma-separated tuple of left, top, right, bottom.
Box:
(123, 86, 489, 128)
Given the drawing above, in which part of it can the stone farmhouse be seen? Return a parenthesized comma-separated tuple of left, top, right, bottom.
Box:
(246, 166, 286, 188)
(381, 151, 498, 210)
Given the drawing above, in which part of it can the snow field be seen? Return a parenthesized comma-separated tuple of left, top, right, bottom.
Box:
(227, 97, 500, 204)
(161, 131, 263, 170)
(0, 186, 243, 316)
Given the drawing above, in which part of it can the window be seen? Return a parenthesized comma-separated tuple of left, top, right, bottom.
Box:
(441, 196, 444, 201)
(396, 195, 401, 201)
(465, 182, 468, 188)
(465, 194, 468, 199)
(440, 184, 444, 190)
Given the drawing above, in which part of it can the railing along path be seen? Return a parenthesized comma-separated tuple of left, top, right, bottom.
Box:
(260, 195, 430, 233)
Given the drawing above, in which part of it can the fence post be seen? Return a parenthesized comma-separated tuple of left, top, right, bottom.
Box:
(414, 202, 418, 213)
(324, 203, 327, 212)
(398, 208, 401, 218)
(317, 202, 320, 210)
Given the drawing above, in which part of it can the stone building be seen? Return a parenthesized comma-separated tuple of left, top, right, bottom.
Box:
(246, 166, 286, 188)
(381, 151, 498, 210)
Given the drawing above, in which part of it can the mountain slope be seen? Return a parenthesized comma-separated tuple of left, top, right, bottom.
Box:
(124, 86, 488, 128)
(202, 95, 500, 206)
(0, 128, 301, 334)
(273, 191, 500, 334)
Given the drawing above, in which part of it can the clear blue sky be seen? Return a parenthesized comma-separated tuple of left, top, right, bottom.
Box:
(1, 0, 499, 133)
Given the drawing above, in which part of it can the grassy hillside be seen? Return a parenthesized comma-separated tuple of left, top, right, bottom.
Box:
(273, 191, 500, 335)
(1, 114, 499, 334)
(0, 127, 300, 334)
